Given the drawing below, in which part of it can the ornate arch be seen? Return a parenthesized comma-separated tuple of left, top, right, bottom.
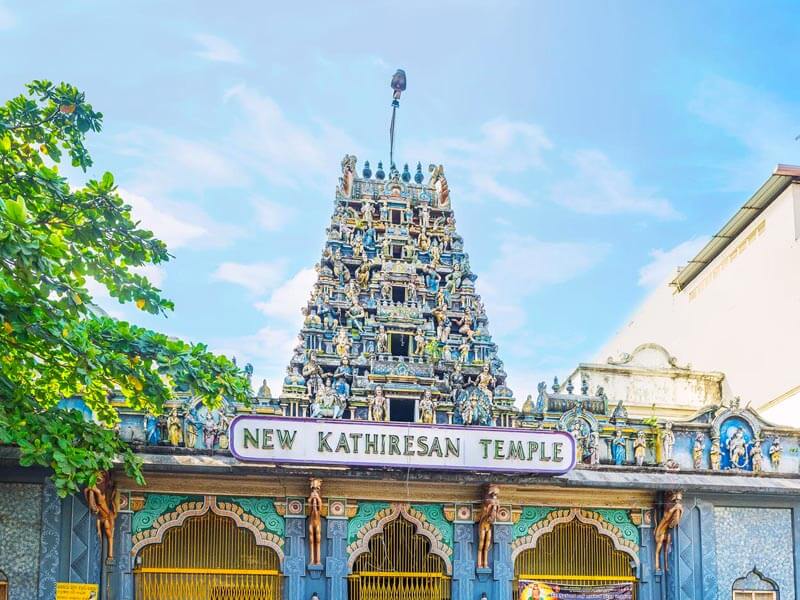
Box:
(511, 508, 639, 566)
(346, 502, 453, 574)
(131, 495, 284, 563)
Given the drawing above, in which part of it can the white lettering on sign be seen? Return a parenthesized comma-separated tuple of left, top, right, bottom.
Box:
(229, 416, 576, 474)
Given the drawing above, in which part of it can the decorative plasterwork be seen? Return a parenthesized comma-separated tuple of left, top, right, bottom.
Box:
(511, 507, 639, 566)
(346, 502, 453, 575)
(130, 494, 284, 563)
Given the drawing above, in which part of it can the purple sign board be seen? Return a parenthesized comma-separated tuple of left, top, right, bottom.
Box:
(229, 416, 576, 474)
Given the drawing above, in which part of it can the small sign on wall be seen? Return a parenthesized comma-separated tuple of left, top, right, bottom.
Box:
(56, 582, 98, 600)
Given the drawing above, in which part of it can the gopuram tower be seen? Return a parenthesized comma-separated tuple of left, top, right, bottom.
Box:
(278, 157, 517, 427)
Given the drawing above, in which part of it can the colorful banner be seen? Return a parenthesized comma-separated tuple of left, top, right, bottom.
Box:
(519, 580, 634, 600)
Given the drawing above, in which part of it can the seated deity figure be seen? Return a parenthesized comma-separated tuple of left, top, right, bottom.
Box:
(356, 261, 371, 289)
(311, 378, 345, 419)
(376, 326, 389, 354)
(476, 364, 495, 403)
(456, 311, 476, 341)
(368, 386, 389, 422)
(726, 427, 747, 468)
(346, 303, 366, 333)
(363, 226, 377, 252)
(445, 262, 463, 295)
(418, 389, 436, 424)
(334, 327, 351, 358)
(303, 351, 323, 399)
(284, 366, 305, 388)
(304, 307, 322, 328)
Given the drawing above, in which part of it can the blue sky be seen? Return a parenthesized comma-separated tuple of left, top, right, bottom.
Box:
(2, 1, 799, 397)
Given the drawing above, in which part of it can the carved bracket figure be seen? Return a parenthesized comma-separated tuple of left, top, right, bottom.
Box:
(654, 490, 683, 572)
(84, 471, 119, 562)
(477, 484, 499, 569)
(308, 478, 323, 566)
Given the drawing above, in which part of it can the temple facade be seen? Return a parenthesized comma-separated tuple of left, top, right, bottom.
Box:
(2, 157, 800, 600)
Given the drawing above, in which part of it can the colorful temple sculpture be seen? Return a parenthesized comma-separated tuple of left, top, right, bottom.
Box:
(2, 158, 800, 600)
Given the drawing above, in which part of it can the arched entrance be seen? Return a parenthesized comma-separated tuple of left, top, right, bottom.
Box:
(513, 518, 636, 600)
(134, 511, 282, 600)
(348, 515, 451, 599)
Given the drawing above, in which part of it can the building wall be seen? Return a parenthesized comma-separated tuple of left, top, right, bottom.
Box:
(596, 182, 800, 424)
(0, 483, 43, 600)
(714, 507, 794, 600)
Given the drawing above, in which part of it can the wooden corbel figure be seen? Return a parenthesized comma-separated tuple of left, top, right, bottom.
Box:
(477, 484, 499, 569)
(308, 478, 323, 566)
(654, 490, 683, 572)
(84, 471, 119, 561)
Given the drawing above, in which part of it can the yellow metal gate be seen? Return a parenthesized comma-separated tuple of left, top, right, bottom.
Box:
(513, 519, 636, 600)
(348, 516, 451, 599)
(134, 511, 282, 600)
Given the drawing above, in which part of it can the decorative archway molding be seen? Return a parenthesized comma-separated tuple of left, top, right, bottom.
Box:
(130, 495, 284, 563)
(511, 508, 639, 566)
(346, 502, 453, 575)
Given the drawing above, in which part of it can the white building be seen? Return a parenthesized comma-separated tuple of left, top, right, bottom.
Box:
(594, 164, 800, 424)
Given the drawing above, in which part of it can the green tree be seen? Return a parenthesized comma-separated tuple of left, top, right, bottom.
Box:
(0, 81, 250, 496)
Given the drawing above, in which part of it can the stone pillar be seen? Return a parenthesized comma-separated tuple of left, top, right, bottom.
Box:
(637, 509, 657, 600)
(107, 509, 134, 600)
(452, 522, 475, 600)
(284, 514, 307, 600)
(492, 524, 513, 600)
(325, 517, 348, 600)
(37, 480, 62, 599)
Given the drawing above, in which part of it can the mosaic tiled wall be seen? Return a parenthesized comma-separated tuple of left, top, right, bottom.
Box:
(0, 483, 43, 600)
(714, 507, 795, 600)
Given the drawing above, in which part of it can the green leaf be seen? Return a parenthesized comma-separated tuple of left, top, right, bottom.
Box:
(4, 196, 28, 224)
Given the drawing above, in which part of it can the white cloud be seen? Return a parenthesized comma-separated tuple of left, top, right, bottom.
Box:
(690, 77, 800, 183)
(553, 150, 679, 219)
(121, 187, 241, 250)
(212, 325, 298, 392)
(255, 267, 317, 324)
(407, 117, 551, 206)
(638, 236, 710, 289)
(479, 234, 609, 336)
(224, 84, 360, 187)
(0, 3, 15, 29)
(252, 196, 296, 232)
(212, 261, 288, 296)
(192, 33, 244, 64)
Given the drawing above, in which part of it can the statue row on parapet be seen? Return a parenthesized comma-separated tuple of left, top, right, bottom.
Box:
(139, 403, 233, 450)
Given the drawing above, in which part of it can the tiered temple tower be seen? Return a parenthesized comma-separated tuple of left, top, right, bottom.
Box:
(278, 156, 517, 426)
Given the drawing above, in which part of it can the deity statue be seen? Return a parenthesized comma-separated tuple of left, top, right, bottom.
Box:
(634, 431, 647, 466)
(417, 230, 430, 252)
(303, 351, 323, 399)
(458, 339, 470, 364)
(710, 436, 722, 471)
(750, 437, 763, 473)
(661, 422, 675, 464)
(428, 164, 450, 208)
(429, 238, 442, 269)
(692, 432, 705, 469)
(612, 430, 626, 465)
(257, 379, 272, 401)
(587, 431, 600, 465)
(442, 216, 455, 248)
(376, 326, 389, 354)
(346, 303, 366, 333)
(570, 421, 586, 460)
(418, 204, 430, 230)
(368, 386, 389, 422)
(203, 412, 218, 449)
(167, 408, 182, 447)
(726, 426, 748, 469)
(84, 471, 118, 561)
(407, 280, 418, 304)
(334, 326, 351, 358)
(477, 484, 499, 569)
(476, 364, 495, 404)
(414, 327, 426, 356)
(184, 407, 200, 449)
(308, 478, 323, 566)
(769, 438, 783, 469)
(456, 311, 475, 341)
(284, 365, 305, 388)
(341, 154, 356, 197)
(352, 233, 365, 260)
(217, 411, 231, 450)
(144, 413, 160, 445)
(654, 491, 683, 572)
(332, 248, 350, 286)
(445, 262, 463, 295)
(449, 362, 465, 403)
(355, 261, 371, 289)
(310, 378, 345, 419)
(360, 197, 374, 226)
(381, 235, 391, 258)
(303, 307, 322, 328)
(418, 389, 436, 424)
(380, 279, 392, 300)
(403, 241, 416, 260)
(431, 300, 447, 326)
(333, 356, 353, 398)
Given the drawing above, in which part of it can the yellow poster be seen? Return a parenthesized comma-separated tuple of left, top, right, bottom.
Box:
(56, 582, 99, 600)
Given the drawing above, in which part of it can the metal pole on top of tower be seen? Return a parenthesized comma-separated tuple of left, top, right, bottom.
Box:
(389, 69, 406, 171)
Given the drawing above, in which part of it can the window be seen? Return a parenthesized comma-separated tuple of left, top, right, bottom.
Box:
(391, 286, 405, 303)
(389, 398, 416, 422)
(733, 568, 778, 600)
(392, 245, 402, 259)
(391, 210, 401, 224)
(389, 333, 410, 357)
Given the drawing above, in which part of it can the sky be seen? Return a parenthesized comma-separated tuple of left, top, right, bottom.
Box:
(2, 1, 799, 398)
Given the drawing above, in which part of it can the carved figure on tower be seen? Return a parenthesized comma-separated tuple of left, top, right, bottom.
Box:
(418, 389, 436, 424)
(308, 478, 323, 566)
(368, 386, 389, 422)
(428, 163, 450, 208)
(341, 154, 356, 198)
(477, 484, 499, 569)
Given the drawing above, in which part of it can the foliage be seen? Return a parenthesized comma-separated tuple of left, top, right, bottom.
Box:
(0, 81, 250, 496)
